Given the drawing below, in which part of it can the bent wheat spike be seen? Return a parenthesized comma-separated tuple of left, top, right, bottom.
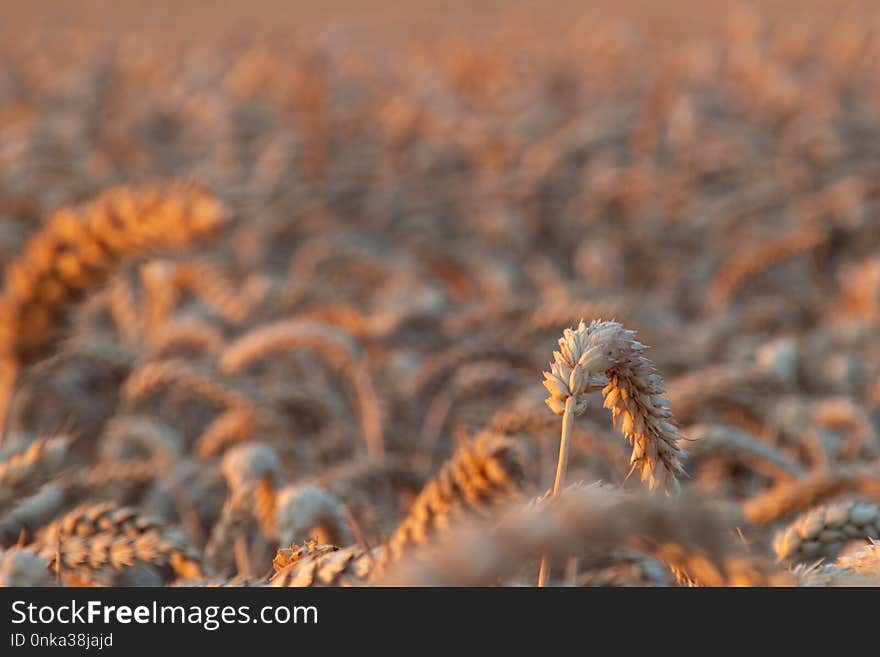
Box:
(35, 502, 203, 584)
(123, 358, 252, 410)
(220, 320, 384, 458)
(371, 432, 524, 578)
(836, 539, 880, 576)
(0, 184, 226, 365)
(0, 436, 71, 510)
(707, 226, 826, 311)
(743, 465, 880, 526)
(543, 320, 686, 492)
(683, 424, 805, 480)
(539, 319, 686, 585)
(275, 485, 354, 548)
(772, 500, 880, 563)
(0, 183, 226, 438)
(206, 443, 282, 575)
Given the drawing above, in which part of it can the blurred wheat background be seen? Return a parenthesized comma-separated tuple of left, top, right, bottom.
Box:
(1, 0, 880, 586)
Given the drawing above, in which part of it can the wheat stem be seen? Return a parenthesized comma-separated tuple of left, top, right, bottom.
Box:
(539, 395, 576, 587)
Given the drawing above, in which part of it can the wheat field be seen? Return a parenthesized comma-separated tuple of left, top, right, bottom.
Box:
(1, 1, 880, 587)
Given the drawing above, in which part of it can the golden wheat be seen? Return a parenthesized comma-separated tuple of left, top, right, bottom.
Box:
(219, 320, 384, 458)
(380, 484, 791, 586)
(2, 4, 880, 591)
(544, 319, 686, 491)
(35, 502, 203, 585)
(371, 432, 524, 577)
(773, 500, 880, 563)
(743, 464, 880, 525)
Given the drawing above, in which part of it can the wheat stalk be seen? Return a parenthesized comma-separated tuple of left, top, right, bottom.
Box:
(139, 260, 179, 337)
(105, 276, 141, 345)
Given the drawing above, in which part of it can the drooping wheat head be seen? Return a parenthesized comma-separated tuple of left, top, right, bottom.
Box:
(35, 502, 203, 585)
(275, 485, 354, 548)
(0, 183, 227, 437)
(0, 183, 226, 367)
(773, 500, 880, 563)
(370, 431, 524, 578)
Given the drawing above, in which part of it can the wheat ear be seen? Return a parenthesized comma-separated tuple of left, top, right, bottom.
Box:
(219, 320, 384, 458)
(0, 436, 71, 511)
(743, 464, 880, 525)
(539, 319, 687, 585)
(836, 539, 880, 576)
(35, 502, 203, 585)
(544, 320, 687, 491)
(0, 183, 226, 437)
(773, 500, 880, 563)
(274, 485, 354, 548)
(123, 358, 252, 410)
(683, 424, 805, 480)
(370, 432, 524, 579)
(707, 225, 826, 310)
(205, 443, 281, 575)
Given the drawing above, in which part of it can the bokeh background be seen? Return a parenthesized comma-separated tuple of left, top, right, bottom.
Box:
(2, 1, 880, 585)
